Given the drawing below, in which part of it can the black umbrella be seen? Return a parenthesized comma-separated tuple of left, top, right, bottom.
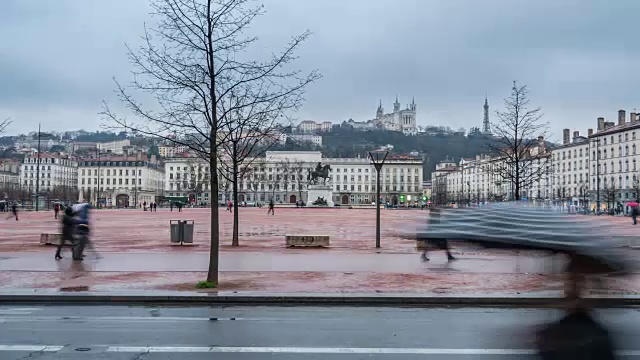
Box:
(417, 203, 631, 275)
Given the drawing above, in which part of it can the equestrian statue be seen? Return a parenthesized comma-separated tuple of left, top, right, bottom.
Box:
(309, 162, 331, 185)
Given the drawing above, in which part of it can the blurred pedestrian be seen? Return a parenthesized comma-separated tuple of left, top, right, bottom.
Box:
(6, 202, 18, 221)
(267, 199, 275, 216)
(55, 207, 76, 260)
(632, 206, 638, 225)
(420, 208, 455, 262)
(170, 202, 173, 212)
(153, 202, 157, 212)
(54, 203, 60, 219)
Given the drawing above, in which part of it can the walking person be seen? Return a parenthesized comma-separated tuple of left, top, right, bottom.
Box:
(153, 202, 157, 212)
(267, 199, 275, 216)
(420, 208, 455, 262)
(54, 203, 60, 219)
(632, 205, 638, 225)
(170, 202, 173, 212)
(6, 202, 18, 221)
(55, 207, 76, 260)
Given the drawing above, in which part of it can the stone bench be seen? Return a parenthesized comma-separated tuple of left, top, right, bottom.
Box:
(285, 234, 330, 247)
(40, 233, 63, 245)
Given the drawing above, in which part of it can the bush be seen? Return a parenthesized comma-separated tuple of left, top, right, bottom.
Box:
(196, 281, 217, 289)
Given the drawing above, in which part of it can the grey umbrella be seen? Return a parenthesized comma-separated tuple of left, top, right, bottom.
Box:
(418, 203, 631, 274)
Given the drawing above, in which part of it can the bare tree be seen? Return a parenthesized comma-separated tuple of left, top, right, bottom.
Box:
(291, 160, 308, 203)
(101, 0, 318, 283)
(186, 157, 208, 205)
(578, 181, 590, 211)
(632, 173, 640, 203)
(0, 118, 11, 134)
(488, 82, 549, 201)
(602, 178, 618, 212)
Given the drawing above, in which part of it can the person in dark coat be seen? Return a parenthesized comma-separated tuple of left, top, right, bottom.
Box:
(55, 207, 76, 260)
(632, 206, 638, 225)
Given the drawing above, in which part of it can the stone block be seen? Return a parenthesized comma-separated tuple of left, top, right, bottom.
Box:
(286, 234, 330, 247)
(40, 233, 63, 245)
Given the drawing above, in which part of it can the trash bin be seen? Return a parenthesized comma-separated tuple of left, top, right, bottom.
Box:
(170, 220, 195, 244)
(182, 220, 194, 243)
(170, 220, 182, 243)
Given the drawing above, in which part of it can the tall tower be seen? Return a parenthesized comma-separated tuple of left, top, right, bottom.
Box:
(376, 100, 383, 118)
(410, 96, 416, 111)
(482, 96, 491, 134)
(393, 95, 400, 112)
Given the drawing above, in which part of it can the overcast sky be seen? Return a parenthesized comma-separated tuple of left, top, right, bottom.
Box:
(1, 0, 639, 141)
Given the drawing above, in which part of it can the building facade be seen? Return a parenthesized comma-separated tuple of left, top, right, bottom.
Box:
(97, 139, 131, 154)
(296, 120, 333, 134)
(586, 109, 640, 213)
(77, 150, 164, 207)
(163, 151, 424, 206)
(328, 155, 423, 205)
(0, 160, 20, 198)
(372, 97, 417, 135)
(20, 153, 78, 200)
(431, 139, 552, 204)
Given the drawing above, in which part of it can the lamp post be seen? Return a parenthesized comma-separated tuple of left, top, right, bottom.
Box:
(35, 123, 41, 211)
(593, 138, 601, 213)
(369, 151, 388, 249)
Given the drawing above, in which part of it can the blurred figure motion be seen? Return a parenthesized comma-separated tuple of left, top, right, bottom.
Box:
(418, 203, 630, 358)
(71, 202, 100, 261)
(418, 207, 455, 262)
(55, 206, 76, 260)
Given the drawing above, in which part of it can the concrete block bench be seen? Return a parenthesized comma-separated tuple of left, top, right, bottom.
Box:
(285, 234, 330, 247)
(40, 233, 63, 245)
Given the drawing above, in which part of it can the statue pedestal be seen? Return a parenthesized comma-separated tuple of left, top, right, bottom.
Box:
(307, 184, 334, 207)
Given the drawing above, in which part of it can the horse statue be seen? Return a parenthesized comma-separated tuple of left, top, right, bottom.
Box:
(309, 162, 331, 185)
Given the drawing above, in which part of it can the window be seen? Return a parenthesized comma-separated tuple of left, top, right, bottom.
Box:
(119, 179, 123, 185)
(119, 170, 123, 176)
(626, 133, 629, 141)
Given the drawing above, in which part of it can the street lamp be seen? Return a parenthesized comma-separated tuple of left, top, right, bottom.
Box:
(369, 150, 388, 249)
(592, 138, 601, 213)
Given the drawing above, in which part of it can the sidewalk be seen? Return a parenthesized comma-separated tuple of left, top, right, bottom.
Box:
(0, 251, 637, 296)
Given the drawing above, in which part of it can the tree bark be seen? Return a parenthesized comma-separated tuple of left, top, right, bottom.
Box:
(232, 141, 240, 246)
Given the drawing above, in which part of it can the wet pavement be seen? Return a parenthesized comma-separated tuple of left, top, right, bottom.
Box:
(0, 251, 567, 273)
(0, 305, 639, 359)
(0, 208, 635, 253)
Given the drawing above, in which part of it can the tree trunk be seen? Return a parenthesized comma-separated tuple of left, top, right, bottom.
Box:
(232, 142, 240, 246)
(208, 130, 220, 284)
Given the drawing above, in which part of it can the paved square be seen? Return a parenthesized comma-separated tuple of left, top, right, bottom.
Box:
(0, 208, 429, 253)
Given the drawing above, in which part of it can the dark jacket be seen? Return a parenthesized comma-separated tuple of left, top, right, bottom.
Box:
(62, 213, 76, 240)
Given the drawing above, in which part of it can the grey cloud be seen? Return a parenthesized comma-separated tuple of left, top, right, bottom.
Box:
(1, 0, 639, 141)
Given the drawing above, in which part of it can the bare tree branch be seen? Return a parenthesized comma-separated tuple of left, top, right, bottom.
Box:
(486, 81, 550, 200)
(100, 0, 319, 282)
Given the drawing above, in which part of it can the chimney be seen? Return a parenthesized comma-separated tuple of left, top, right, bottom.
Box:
(597, 117, 605, 131)
(123, 149, 128, 157)
(618, 109, 626, 126)
(573, 131, 579, 139)
(563, 129, 570, 145)
(631, 112, 637, 123)
(588, 128, 594, 137)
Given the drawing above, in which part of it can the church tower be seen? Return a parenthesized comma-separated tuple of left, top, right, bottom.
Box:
(393, 95, 400, 112)
(376, 100, 383, 119)
(482, 96, 491, 134)
(410, 96, 416, 111)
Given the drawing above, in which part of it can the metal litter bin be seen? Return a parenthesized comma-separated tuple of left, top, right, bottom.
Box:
(182, 220, 194, 243)
(170, 220, 195, 244)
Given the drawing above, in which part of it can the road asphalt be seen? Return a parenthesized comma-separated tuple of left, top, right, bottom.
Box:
(0, 305, 639, 359)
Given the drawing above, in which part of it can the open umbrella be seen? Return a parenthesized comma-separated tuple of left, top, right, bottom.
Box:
(626, 201, 639, 207)
(417, 203, 631, 275)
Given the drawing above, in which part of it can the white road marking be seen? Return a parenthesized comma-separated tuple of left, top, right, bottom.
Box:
(107, 346, 534, 354)
(0, 345, 638, 356)
(0, 345, 63, 352)
(0, 316, 246, 323)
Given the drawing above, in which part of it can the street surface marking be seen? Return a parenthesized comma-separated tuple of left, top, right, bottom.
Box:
(105, 347, 640, 355)
(0, 345, 63, 352)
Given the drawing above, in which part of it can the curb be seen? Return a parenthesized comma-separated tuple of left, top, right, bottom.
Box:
(0, 292, 639, 307)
